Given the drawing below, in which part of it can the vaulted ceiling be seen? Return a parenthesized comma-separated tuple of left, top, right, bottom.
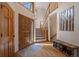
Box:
(35, 2, 50, 21)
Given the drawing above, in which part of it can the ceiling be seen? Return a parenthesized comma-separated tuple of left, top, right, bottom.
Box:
(35, 2, 50, 9)
(35, 2, 50, 21)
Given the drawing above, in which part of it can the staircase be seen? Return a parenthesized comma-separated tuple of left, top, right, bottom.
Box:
(36, 28, 46, 42)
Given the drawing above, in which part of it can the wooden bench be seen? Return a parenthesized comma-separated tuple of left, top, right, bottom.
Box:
(53, 40, 79, 57)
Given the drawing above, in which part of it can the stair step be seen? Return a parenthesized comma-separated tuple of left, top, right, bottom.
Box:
(36, 28, 46, 42)
(36, 39, 46, 42)
(36, 36, 44, 38)
(36, 34, 43, 35)
(36, 37, 45, 39)
(36, 35, 43, 36)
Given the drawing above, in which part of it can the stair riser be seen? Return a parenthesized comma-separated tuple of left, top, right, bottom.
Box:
(36, 28, 46, 42)
(36, 35, 44, 37)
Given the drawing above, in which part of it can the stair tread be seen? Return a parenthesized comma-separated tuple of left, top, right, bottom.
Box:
(36, 37, 45, 38)
(36, 28, 46, 42)
(36, 35, 44, 37)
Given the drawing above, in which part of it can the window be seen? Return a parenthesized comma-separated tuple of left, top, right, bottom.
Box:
(59, 6, 74, 31)
(23, 2, 32, 11)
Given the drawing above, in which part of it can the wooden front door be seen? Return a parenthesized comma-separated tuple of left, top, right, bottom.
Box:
(19, 14, 31, 50)
(0, 3, 14, 57)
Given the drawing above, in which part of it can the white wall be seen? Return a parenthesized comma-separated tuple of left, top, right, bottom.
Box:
(57, 2, 79, 46)
(7, 2, 35, 52)
(35, 19, 41, 28)
(49, 14, 57, 41)
(50, 14, 57, 37)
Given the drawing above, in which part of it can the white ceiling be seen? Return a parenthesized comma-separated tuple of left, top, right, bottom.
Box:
(35, 2, 49, 9)
(35, 2, 50, 21)
(35, 2, 50, 28)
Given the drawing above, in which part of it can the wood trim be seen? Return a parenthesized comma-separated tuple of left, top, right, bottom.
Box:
(32, 2, 34, 13)
(2, 3, 14, 13)
(43, 2, 58, 22)
(50, 33, 57, 39)
(49, 2, 58, 13)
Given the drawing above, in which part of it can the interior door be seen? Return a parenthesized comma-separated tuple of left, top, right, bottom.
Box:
(0, 4, 5, 57)
(0, 3, 14, 57)
(26, 16, 30, 44)
(19, 14, 26, 50)
(8, 7, 14, 57)
(19, 14, 31, 50)
(2, 5, 9, 57)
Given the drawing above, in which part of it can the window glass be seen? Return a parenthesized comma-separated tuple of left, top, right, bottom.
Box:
(23, 2, 32, 11)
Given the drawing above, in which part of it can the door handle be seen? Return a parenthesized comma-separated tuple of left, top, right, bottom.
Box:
(1, 33, 3, 38)
(13, 35, 15, 38)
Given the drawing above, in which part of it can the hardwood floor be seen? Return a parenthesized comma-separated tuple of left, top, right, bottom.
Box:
(14, 53, 22, 57)
(16, 41, 66, 57)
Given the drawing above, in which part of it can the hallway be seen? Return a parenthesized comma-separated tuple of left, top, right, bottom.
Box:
(0, 2, 79, 57)
(16, 42, 65, 57)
